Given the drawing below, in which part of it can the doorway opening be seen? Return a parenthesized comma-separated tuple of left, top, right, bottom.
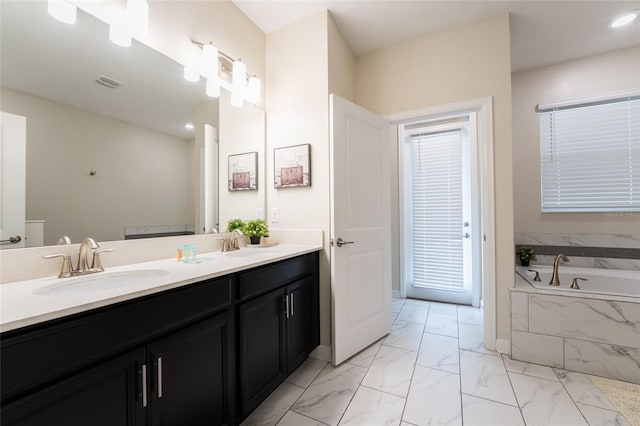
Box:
(388, 97, 496, 350)
(400, 114, 481, 306)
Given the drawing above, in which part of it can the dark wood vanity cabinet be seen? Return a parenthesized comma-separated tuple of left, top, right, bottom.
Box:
(0, 251, 319, 426)
(237, 255, 319, 419)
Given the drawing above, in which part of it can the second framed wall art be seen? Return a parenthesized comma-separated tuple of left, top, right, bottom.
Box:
(228, 152, 257, 191)
(274, 144, 311, 188)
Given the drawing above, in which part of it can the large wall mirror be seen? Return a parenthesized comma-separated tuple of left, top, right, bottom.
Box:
(0, 1, 265, 248)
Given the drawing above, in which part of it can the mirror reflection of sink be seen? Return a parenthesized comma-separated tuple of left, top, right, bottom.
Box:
(224, 250, 279, 258)
(34, 269, 170, 296)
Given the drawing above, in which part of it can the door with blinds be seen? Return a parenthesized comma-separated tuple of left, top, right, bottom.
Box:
(403, 118, 480, 305)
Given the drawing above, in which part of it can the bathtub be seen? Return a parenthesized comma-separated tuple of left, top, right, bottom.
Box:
(511, 266, 640, 384)
(522, 265, 640, 298)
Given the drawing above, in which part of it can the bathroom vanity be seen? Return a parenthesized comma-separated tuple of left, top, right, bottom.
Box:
(0, 247, 320, 425)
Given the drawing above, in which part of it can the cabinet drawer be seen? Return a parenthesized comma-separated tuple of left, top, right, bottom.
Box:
(1, 276, 231, 404)
(237, 253, 316, 301)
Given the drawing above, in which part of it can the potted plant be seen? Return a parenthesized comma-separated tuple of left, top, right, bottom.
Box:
(243, 219, 269, 245)
(226, 218, 246, 233)
(516, 246, 536, 267)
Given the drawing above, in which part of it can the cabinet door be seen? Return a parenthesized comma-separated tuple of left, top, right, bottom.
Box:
(147, 311, 233, 426)
(238, 287, 286, 418)
(286, 276, 315, 372)
(1, 348, 146, 426)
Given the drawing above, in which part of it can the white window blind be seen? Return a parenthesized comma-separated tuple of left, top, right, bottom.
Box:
(410, 130, 464, 290)
(539, 95, 640, 212)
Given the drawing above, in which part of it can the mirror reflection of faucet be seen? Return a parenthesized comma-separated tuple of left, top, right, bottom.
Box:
(44, 237, 114, 278)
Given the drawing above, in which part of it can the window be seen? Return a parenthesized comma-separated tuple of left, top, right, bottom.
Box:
(538, 94, 640, 212)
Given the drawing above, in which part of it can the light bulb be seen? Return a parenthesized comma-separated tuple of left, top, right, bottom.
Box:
(247, 76, 261, 103)
(184, 123, 195, 130)
(610, 11, 638, 28)
(183, 66, 200, 82)
(202, 43, 219, 79)
(232, 59, 247, 97)
(127, 0, 149, 38)
(47, 0, 77, 24)
(206, 78, 220, 98)
(109, 24, 132, 47)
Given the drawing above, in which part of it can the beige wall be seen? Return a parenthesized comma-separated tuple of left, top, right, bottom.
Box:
(512, 47, 640, 234)
(2, 88, 193, 246)
(75, 0, 266, 108)
(266, 11, 333, 348)
(328, 14, 356, 102)
(355, 14, 514, 341)
(219, 91, 266, 228)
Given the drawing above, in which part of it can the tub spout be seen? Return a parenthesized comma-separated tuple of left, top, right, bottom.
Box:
(549, 254, 569, 286)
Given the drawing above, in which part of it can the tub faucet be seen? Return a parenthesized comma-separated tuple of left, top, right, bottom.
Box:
(549, 254, 569, 286)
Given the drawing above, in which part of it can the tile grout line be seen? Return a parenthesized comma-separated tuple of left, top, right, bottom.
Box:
(398, 302, 429, 425)
(456, 306, 465, 426)
(553, 368, 595, 425)
(287, 361, 333, 425)
(500, 351, 528, 425)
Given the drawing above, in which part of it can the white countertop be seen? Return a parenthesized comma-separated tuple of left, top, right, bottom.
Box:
(1, 243, 321, 333)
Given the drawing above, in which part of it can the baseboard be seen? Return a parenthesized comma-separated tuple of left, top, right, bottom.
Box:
(495, 339, 511, 355)
(392, 289, 401, 298)
(309, 344, 332, 362)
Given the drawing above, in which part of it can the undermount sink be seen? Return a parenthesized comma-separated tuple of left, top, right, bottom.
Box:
(34, 269, 170, 296)
(224, 249, 279, 258)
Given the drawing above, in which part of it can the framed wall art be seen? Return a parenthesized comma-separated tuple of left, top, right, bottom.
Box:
(274, 144, 311, 188)
(228, 151, 257, 191)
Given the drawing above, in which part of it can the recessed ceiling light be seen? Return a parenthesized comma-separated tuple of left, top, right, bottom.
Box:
(184, 123, 195, 130)
(610, 11, 638, 28)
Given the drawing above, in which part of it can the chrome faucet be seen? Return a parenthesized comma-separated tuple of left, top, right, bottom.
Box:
(77, 237, 99, 273)
(549, 254, 569, 286)
(44, 237, 113, 278)
(219, 229, 244, 252)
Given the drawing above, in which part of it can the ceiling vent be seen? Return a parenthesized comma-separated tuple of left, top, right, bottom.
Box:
(94, 75, 122, 89)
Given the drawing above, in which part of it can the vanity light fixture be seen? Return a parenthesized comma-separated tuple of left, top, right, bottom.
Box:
(188, 39, 260, 107)
(108, 0, 149, 47)
(183, 66, 201, 83)
(231, 59, 247, 107)
(127, 0, 149, 38)
(47, 0, 77, 24)
(247, 76, 261, 103)
(610, 11, 638, 28)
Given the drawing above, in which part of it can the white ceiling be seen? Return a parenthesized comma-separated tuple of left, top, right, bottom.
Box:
(233, 0, 640, 71)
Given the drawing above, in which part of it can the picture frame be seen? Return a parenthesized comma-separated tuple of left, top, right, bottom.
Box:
(274, 144, 311, 188)
(228, 152, 258, 191)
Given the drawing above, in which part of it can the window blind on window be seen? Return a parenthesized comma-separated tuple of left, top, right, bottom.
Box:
(410, 130, 464, 290)
(539, 96, 640, 212)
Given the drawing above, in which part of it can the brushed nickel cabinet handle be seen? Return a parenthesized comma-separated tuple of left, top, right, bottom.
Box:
(141, 364, 148, 408)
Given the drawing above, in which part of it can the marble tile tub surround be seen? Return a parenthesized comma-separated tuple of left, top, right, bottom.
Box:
(0, 228, 323, 284)
(510, 288, 640, 383)
(514, 232, 640, 271)
(242, 299, 633, 426)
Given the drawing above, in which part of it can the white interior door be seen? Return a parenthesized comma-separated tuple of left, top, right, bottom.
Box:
(0, 112, 26, 249)
(330, 94, 391, 366)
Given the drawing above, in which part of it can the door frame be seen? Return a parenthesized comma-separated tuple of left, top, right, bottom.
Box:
(386, 97, 496, 351)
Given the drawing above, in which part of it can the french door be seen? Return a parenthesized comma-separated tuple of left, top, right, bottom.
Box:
(402, 115, 481, 306)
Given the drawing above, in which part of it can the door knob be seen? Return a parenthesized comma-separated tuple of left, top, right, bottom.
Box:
(336, 237, 355, 247)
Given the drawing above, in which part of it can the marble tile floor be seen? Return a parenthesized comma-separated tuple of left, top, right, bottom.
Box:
(242, 298, 633, 426)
